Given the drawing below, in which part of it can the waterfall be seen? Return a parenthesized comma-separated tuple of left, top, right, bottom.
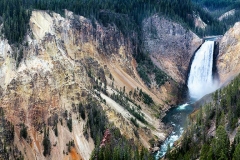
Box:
(188, 40, 217, 99)
(156, 40, 219, 159)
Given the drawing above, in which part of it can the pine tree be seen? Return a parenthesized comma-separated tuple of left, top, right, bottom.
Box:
(233, 143, 240, 160)
(212, 125, 229, 159)
(43, 127, 51, 156)
(207, 146, 213, 160)
(200, 144, 210, 160)
(231, 128, 240, 158)
(54, 125, 58, 137)
(113, 147, 119, 160)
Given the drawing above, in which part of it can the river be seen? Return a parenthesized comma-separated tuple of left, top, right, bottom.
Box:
(155, 39, 218, 159)
(155, 103, 194, 159)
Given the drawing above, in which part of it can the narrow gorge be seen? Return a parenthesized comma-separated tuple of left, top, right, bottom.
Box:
(157, 39, 220, 158)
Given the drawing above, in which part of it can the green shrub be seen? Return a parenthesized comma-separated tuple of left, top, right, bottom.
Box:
(67, 118, 72, 132)
(20, 124, 27, 139)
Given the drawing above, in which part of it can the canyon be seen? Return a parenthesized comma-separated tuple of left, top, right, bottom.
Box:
(0, 10, 199, 159)
(0, 5, 239, 160)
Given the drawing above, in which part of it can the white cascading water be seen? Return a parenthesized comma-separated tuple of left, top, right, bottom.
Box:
(156, 40, 219, 159)
(188, 40, 217, 99)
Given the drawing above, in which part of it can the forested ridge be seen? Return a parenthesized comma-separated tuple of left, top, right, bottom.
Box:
(192, 0, 240, 10)
(0, 0, 230, 45)
(166, 74, 240, 159)
(192, 0, 240, 30)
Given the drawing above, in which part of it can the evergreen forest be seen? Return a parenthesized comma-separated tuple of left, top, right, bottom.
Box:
(0, 0, 236, 45)
(166, 74, 240, 159)
(192, 0, 240, 30)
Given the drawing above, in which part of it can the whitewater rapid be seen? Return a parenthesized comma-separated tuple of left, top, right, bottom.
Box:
(155, 103, 193, 159)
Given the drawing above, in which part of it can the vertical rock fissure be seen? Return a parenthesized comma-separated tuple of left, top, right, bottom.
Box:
(212, 41, 220, 80)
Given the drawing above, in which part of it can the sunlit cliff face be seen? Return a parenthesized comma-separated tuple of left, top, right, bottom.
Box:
(0, 10, 184, 159)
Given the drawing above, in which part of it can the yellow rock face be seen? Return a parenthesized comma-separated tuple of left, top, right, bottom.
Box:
(0, 10, 182, 159)
(218, 22, 240, 84)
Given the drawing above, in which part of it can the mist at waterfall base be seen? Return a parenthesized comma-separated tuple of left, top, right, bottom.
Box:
(188, 40, 219, 100)
(155, 40, 219, 159)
